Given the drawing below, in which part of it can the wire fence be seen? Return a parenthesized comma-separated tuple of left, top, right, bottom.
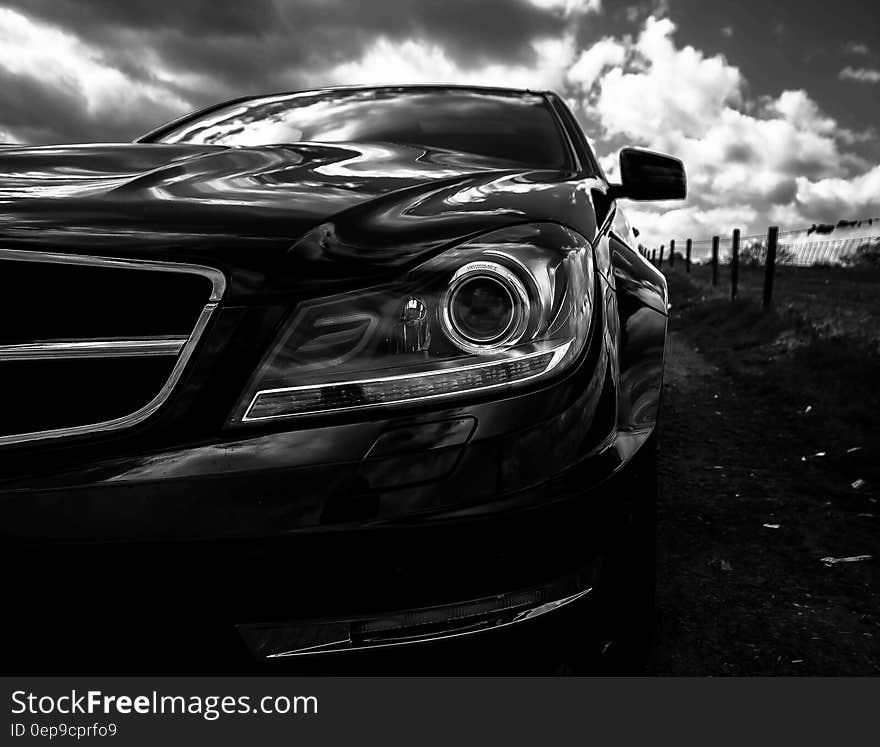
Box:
(639, 217, 880, 308)
(639, 218, 880, 347)
(678, 232, 880, 268)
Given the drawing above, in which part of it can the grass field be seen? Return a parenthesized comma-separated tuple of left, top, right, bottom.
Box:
(663, 264, 880, 487)
(672, 263, 880, 350)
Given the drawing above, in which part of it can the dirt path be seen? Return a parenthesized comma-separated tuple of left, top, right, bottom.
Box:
(662, 331, 718, 382)
(651, 332, 879, 675)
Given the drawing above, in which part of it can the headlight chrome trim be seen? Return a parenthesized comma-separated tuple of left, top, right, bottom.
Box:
(439, 260, 531, 355)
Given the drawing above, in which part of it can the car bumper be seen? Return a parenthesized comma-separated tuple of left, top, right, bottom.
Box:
(1, 431, 653, 673)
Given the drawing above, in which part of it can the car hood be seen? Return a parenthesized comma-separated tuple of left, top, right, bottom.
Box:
(0, 142, 599, 301)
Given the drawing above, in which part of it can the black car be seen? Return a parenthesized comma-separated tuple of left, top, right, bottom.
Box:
(0, 85, 685, 674)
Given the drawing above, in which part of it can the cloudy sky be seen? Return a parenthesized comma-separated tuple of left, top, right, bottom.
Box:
(1, 0, 878, 238)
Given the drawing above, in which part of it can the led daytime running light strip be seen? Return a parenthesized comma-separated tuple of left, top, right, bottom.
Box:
(243, 340, 572, 421)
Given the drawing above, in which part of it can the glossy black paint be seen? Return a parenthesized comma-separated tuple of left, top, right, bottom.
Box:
(0, 86, 675, 671)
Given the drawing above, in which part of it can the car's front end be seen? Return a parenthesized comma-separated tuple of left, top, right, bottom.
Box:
(0, 86, 679, 673)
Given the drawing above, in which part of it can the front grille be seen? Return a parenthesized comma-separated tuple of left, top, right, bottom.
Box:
(0, 249, 225, 445)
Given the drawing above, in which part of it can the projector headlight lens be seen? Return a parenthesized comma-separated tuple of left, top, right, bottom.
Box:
(228, 222, 595, 423)
(442, 261, 529, 353)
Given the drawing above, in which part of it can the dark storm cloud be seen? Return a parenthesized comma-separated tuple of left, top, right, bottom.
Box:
(0, 62, 185, 144)
(4, 0, 568, 87)
(765, 179, 798, 206)
(1, 0, 573, 143)
(0, 67, 91, 144)
(3, 0, 282, 36)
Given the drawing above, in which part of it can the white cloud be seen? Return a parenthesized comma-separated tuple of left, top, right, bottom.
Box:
(770, 89, 836, 135)
(839, 66, 880, 83)
(566, 16, 878, 240)
(588, 17, 742, 142)
(624, 204, 759, 245)
(795, 164, 880, 219)
(326, 35, 577, 91)
(527, 0, 602, 15)
(844, 41, 870, 55)
(0, 128, 24, 144)
(567, 37, 626, 90)
(836, 127, 878, 146)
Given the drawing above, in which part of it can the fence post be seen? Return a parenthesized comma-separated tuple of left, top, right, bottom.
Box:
(711, 236, 719, 286)
(685, 239, 692, 273)
(659, 244, 664, 267)
(763, 226, 779, 309)
(730, 228, 740, 301)
(651, 248, 656, 265)
(669, 239, 675, 267)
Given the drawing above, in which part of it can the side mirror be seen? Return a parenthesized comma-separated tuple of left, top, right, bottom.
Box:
(608, 147, 686, 201)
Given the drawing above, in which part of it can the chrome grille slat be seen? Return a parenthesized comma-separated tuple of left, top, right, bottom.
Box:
(0, 337, 188, 361)
(0, 248, 225, 302)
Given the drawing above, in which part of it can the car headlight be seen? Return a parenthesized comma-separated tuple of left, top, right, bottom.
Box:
(228, 222, 594, 423)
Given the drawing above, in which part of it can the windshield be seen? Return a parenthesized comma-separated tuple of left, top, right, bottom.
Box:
(149, 88, 572, 169)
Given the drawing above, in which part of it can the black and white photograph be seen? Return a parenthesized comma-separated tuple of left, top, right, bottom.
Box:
(0, 0, 878, 738)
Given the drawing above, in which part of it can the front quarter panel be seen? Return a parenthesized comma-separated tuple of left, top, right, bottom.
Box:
(609, 206, 668, 431)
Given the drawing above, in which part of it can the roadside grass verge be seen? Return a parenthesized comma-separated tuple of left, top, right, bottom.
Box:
(665, 267, 880, 443)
